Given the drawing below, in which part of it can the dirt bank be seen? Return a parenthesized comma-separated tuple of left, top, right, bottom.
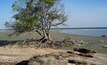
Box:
(0, 47, 107, 65)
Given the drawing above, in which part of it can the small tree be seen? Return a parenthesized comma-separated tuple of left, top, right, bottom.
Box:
(6, 0, 67, 41)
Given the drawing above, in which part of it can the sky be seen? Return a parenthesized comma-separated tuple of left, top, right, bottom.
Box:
(0, 0, 107, 29)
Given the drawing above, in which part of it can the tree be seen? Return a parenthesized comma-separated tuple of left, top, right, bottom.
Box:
(6, 0, 67, 41)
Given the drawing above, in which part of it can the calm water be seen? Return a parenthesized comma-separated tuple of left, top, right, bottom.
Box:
(62, 29, 107, 36)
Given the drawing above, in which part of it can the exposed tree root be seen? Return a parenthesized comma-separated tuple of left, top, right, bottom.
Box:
(2, 37, 87, 49)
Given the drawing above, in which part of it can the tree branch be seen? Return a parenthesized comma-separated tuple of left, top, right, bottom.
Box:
(51, 22, 64, 26)
(34, 29, 42, 36)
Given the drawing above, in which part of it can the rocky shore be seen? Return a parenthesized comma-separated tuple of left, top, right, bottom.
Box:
(0, 47, 107, 65)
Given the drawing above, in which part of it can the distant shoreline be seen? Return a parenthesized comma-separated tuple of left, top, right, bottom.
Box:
(51, 27, 107, 30)
(0, 27, 107, 30)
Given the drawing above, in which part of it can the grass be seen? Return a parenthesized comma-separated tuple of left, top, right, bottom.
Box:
(0, 29, 107, 54)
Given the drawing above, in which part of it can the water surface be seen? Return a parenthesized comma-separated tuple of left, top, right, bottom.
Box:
(62, 29, 107, 36)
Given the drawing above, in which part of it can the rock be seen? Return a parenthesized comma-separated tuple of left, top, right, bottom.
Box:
(28, 54, 68, 65)
(76, 40, 87, 44)
(68, 59, 87, 65)
(67, 51, 74, 54)
(78, 53, 93, 57)
(102, 45, 107, 48)
(67, 63, 75, 65)
(16, 60, 28, 65)
(73, 48, 96, 57)
(68, 58, 102, 65)
(14, 49, 106, 65)
(98, 40, 104, 43)
(73, 48, 96, 54)
(73, 40, 88, 47)
(101, 35, 106, 37)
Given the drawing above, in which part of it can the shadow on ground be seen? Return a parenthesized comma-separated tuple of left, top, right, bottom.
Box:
(0, 40, 22, 46)
(16, 60, 29, 65)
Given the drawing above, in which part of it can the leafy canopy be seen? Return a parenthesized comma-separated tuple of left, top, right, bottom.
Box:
(6, 0, 67, 35)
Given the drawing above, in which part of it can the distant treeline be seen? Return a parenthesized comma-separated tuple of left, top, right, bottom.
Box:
(51, 27, 107, 30)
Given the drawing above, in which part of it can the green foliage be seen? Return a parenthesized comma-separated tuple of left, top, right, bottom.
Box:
(6, 0, 67, 38)
(15, 20, 40, 33)
(44, 0, 57, 6)
(11, 0, 41, 33)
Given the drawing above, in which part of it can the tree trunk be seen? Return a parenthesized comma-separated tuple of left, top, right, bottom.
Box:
(44, 30, 51, 40)
(40, 30, 51, 42)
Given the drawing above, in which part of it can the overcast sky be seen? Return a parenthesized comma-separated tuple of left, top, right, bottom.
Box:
(0, 0, 107, 29)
